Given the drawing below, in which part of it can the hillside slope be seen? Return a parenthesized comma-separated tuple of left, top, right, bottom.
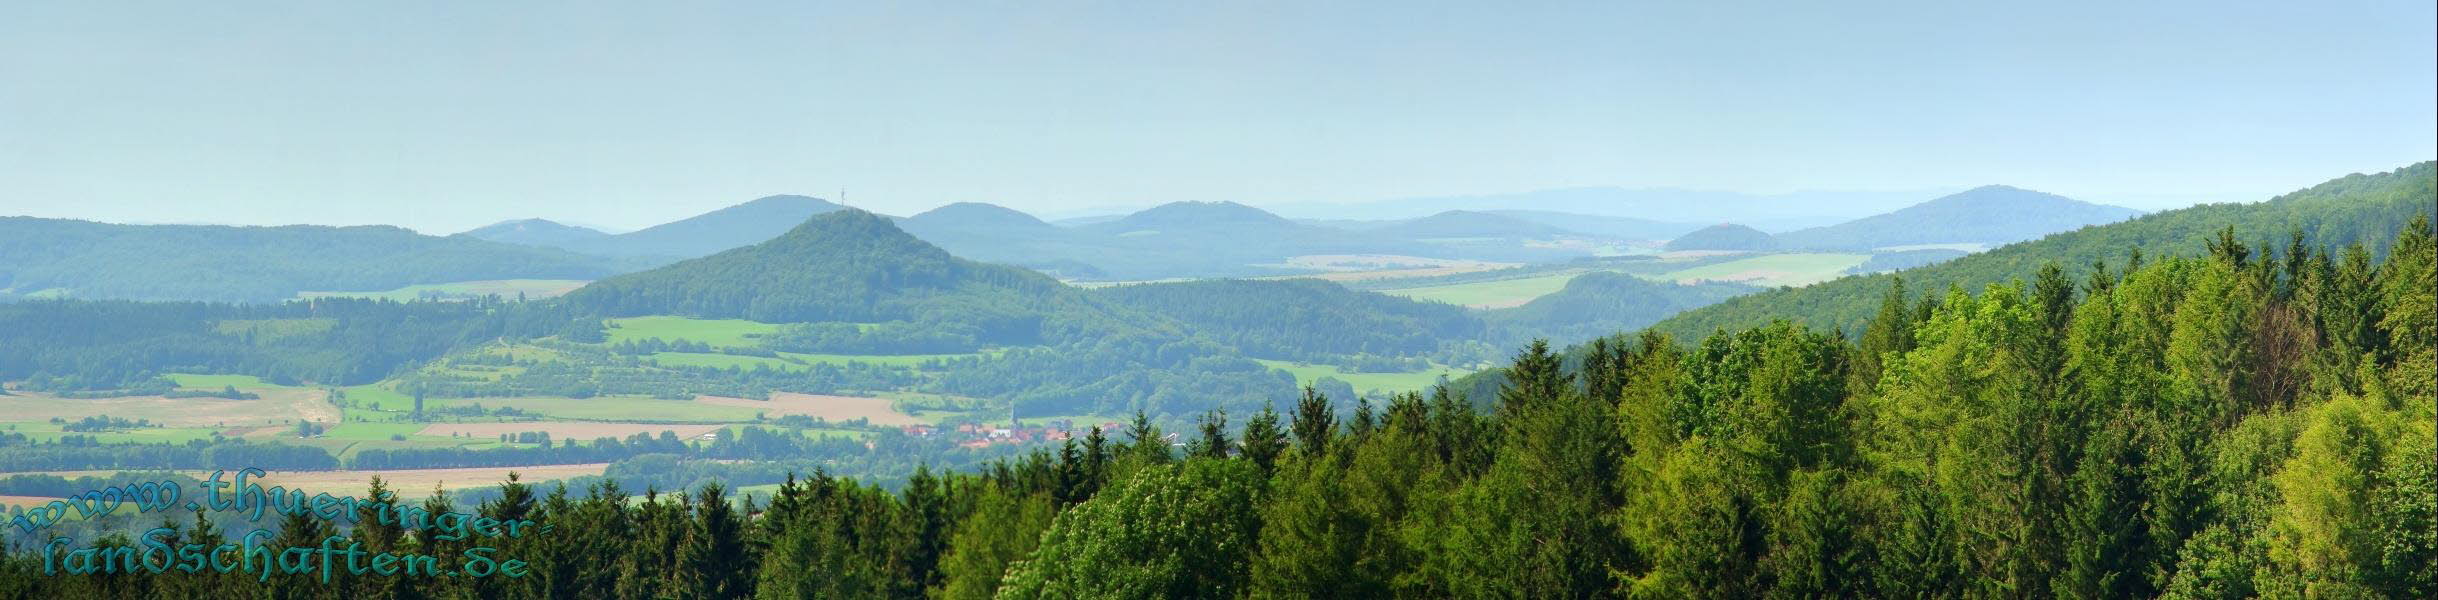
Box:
(1656, 161, 2436, 338)
(1774, 185, 2142, 249)
(563, 209, 1075, 323)
(0, 218, 621, 302)
(1095, 278, 1486, 360)
(1664, 223, 1779, 251)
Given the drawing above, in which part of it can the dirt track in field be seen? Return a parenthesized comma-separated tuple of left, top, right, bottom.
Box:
(0, 388, 340, 428)
(696, 393, 927, 426)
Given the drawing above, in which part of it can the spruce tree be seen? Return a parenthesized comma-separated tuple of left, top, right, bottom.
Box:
(676, 483, 748, 600)
(1290, 386, 1335, 457)
(1239, 404, 1288, 474)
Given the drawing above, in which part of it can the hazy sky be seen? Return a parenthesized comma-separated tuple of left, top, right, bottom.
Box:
(3, 2, 2431, 233)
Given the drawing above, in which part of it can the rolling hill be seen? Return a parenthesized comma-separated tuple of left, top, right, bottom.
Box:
(1095, 278, 1487, 360)
(1269, 187, 1942, 227)
(1484, 272, 1755, 346)
(1367, 210, 1576, 239)
(555, 195, 847, 260)
(1655, 161, 2437, 338)
(561, 209, 1082, 326)
(894, 203, 1113, 279)
(460, 218, 611, 247)
(1663, 223, 1780, 251)
(0, 218, 622, 302)
(1064, 202, 1451, 279)
(1484, 210, 1704, 240)
(901, 202, 1060, 233)
(1774, 185, 2142, 250)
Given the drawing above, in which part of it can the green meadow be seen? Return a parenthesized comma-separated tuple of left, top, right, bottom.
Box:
(165, 373, 274, 389)
(1254, 359, 1471, 396)
(1376, 271, 1586, 308)
(1659, 253, 1871, 287)
(605, 316, 786, 348)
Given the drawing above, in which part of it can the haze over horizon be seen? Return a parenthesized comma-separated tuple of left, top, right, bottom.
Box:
(4, 1, 2432, 233)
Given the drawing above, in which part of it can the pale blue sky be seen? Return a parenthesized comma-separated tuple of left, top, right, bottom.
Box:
(3, 1, 2430, 233)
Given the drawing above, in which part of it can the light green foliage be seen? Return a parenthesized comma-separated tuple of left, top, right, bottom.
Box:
(932, 488, 1057, 600)
(997, 459, 1264, 599)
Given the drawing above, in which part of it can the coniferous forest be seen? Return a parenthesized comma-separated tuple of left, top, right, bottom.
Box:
(4, 216, 2428, 599)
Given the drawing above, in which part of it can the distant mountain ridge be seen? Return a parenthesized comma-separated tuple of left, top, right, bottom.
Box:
(0, 217, 621, 302)
(1484, 210, 1704, 240)
(554, 195, 847, 261)
(1368, 210, 1575, 239)
(1267, 187, 1952, 228)
(460, 218, 610, 247)
(903, 202, 1058, 231)
(561, 209, 1062, 323)
(1088, 201, 1300, 233)
(1774, 185, 2142, 250)
(1656, 161, 2436, 338)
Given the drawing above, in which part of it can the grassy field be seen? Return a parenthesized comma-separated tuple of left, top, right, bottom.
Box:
(1660, 253, 1871, 287)
(699, 393, 927, 426)
(0, 387, 340, 428)
(319, 422, 435, 440)
(338, 384, 418, 411)
(453, 396, 768, 422)
(165, 373, 273, 389)
(1254, 359, 1472, 396)
(605, 316, 787, 348)
(296, 279, 590, 302)
(1376, 271, 1586, 308)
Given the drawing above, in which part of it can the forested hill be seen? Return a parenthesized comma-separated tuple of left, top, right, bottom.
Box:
(1485, 272, 1754, 346)
(1663, 223, 1778, 251)
(1095, 278, 1487, 360)
(1656, 161, 2436, 338)
(561, 209, 1074, 323)
(1774, 185, 2142, 250)
(0, 218, 621, 302)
